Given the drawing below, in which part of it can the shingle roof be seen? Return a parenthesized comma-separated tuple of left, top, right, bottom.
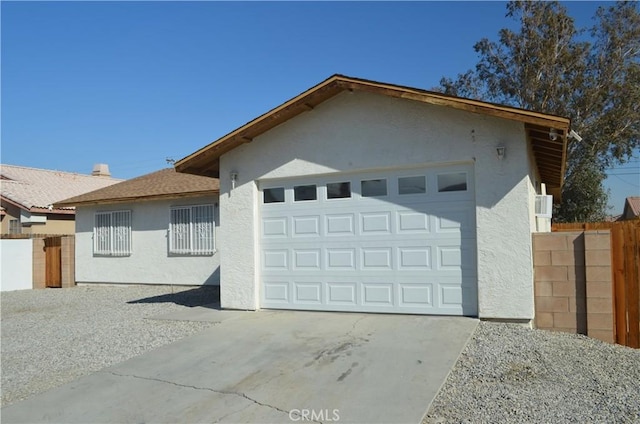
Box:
(624, 196, 640, 218)
(0, 164, 122, 213)
(55, 168, 219, 207)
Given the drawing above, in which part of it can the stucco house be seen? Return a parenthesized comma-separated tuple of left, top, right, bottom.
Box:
(56, 168, 220, 286)
(0, 164, 121, 235)
(175, 75, 570, 321)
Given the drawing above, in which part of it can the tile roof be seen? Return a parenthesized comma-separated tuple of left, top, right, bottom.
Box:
(55, 168, 219, 207)
(0, 164, 122, 212)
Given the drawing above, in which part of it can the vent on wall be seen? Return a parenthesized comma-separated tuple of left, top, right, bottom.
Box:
(535, 195, 553, 218)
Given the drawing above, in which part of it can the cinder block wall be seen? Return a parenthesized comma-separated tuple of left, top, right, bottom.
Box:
(60, 236, 75, 288)
(532, 230, 614, 343)
(584, 232, 614, 342)
(32, 238, 46, 289)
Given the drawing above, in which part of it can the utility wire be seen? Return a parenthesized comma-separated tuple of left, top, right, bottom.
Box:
(611, 174, 640, 188)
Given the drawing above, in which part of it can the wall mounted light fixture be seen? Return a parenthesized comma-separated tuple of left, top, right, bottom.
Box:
(568, 129, 583, 142)
(230, 171, 238, 190)
(496, 146, 506, 160)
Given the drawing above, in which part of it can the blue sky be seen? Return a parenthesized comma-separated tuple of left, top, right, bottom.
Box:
(2, 1, 637, 214)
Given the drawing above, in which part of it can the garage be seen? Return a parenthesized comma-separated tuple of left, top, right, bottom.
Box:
(175, 75, 571, 320)
(260, 164, 477, 316)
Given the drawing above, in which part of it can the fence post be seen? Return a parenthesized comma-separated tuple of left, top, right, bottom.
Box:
(625, 223, 639, 348)
(612, 224, 626, 346)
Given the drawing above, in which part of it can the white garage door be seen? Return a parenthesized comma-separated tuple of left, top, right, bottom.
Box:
(259, 164, 477, 316)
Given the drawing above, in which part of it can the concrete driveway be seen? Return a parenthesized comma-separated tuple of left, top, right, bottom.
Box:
(1, 308, 477, 424)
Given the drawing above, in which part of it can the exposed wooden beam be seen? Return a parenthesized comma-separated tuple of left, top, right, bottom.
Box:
(531, 140, 564, 151)
(528, 128, 566, 142)
(534, 150, 564, 160)
(533, 146, 564, 157)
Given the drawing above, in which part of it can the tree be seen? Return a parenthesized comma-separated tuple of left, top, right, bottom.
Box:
(439, 1, 640, 222)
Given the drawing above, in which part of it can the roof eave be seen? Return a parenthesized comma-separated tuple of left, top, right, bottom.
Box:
(525, 123, 570, 201)
(55, 190, 219, 208)
(175, 75, 346, 178)
(30, 206, 76, 215)
(0, 195, 31, 212)
(175, 75, 570, 185)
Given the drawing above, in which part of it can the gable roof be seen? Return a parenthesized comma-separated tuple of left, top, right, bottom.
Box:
(622, 196, 640, 219)
(55, 168, 219, 207)
(175, 74, 570, 193)
(0, 164, 122, 214)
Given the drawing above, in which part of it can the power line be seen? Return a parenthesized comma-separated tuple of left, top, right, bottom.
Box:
(608, 164, 640, 170)
(611, 174, 640, 188)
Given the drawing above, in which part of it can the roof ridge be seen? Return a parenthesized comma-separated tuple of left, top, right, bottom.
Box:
(55, 167, 219, 207)
(0, 164, 123, 180)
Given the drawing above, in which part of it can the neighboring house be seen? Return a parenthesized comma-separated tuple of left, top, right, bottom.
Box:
(0, 164, 121, 235)
(620, 197, 640, 220)
(175, 75, 571, 321)
(56, 168, 220, 286)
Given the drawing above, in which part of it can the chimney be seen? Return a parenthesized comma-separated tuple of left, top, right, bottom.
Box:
(92, 163, 111, 177)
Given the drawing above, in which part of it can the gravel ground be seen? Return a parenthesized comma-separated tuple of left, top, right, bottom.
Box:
(425, 321, 640, 424)
(3, 288, 639, 422)
(1, 285, 218, 407)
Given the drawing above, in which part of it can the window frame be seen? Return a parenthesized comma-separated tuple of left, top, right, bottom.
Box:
(436, 172, 468, 193)
(361, 178, 388, 198)
(326, 181, 352, 200)
(93, 210, 132, 257)
(263, 187, 286, 204)
(398, 175, 427, 195)
(293, 184, 318, 202)
(169, 204, 215, 256)
(8, 219, 21, 235)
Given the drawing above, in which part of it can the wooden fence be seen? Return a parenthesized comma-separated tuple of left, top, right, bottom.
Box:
(44, 236, 62, 288)
(552, 220, 640, 348)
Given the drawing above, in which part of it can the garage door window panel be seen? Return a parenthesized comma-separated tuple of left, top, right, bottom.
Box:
(326, 182, 351, 199)
(264, 187, 285, 204)
(398, 176, 427, 195)
(437, 173, 467, 192)
(361, 178, 387, 197)
(294, 184, 317, 202)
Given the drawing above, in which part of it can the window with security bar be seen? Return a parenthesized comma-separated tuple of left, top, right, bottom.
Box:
(94, 210, 132, 256)
(169, 204, 215, 255)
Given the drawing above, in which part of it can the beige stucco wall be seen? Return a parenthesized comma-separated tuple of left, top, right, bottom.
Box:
(0, 202, 22, 234)
(218, 90, 537, 319)
(1, 201, 75, 235)
(28, 215, 75, 235)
